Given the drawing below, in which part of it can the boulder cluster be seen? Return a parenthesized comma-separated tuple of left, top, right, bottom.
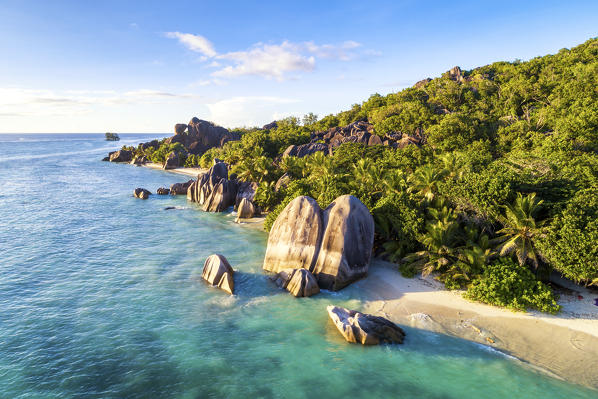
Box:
(282, 120, 423, 159)
(166, 117, 240, 155)
(263, 194, 375, 292)
(187, 161, 259, 218)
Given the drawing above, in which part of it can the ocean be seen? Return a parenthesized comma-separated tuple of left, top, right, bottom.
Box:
(0, 133, 595, 398)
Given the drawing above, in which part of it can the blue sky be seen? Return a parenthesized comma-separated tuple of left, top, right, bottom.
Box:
(0, 0, 596, 133)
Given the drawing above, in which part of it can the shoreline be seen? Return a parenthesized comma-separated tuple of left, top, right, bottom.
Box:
(137, 162, 598, 390)
(355, 261, 598, 390)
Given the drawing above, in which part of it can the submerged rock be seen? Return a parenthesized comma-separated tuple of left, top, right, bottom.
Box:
(202, 254, 234, 295)
(273, 268, 320, 297)
(133, 188, 151, 199)
(327, 306, 405, 345)
(262, 195, 374, 290)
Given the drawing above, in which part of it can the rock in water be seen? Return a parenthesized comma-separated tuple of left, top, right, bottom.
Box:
(109, 150, 132, 163)
(170, 180, 193, 195)
(326, 306, 405, 345)
(263, 196, 324, 273)
(273, 268, 320, 297)
(262, 195, 374, 290)
(236, 197, 257, 221)
(156, 187, 170, 195)
(133, 188, 151, 199)
(201, 254, 234, 295)
(311, 195, 375, 290)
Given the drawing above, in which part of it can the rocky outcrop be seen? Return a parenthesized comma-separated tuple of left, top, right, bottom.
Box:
(156, 187, 170, 195)
(311, 195, 375, 290)
(202, 254, 234, 295)
(130, 155, 149, 165)
(187, 162, 238, 212)
(186, 118, 240, 151)
(163, 152, 179, 170)
(109, 150, 132, 163)
(282, 143, 328, 158)
(170, 180, 193, 195)
(263, 196, 324, 273)
(327, 306, 405, 345)
(273, 268, 320, 297)
(275, 173, 291, 192)
(175, 123, 187, 135)
(262, 121, 278, 130)
(235, 181, 258, 210)
(263, 195, 374, 290)
(133, 188, 151, 199)
(236, 198, 258, 221)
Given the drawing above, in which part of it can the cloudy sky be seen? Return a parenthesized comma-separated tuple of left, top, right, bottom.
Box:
(0, 0, 596, 133)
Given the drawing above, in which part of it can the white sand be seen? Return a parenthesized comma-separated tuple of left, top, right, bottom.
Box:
(142, 162, 207, 177)
(353, 260, 598, 389)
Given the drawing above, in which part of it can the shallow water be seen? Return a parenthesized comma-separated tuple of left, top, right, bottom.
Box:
(0, 133, 596, 398)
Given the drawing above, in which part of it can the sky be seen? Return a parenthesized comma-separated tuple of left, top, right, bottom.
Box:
(0, 0, 596, 133)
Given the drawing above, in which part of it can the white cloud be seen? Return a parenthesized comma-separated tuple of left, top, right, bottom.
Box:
(165, 32, 373, 80)
(206, 96, 300, 127)
(0, 87, 199, 117)
(164, 32, 217, 57)
(213, 41, 316, 80)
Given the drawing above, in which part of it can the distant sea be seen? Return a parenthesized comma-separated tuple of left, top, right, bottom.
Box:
(0, 133, 595, 398)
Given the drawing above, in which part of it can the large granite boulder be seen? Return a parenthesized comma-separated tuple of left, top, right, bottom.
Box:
(282, 143, 328, 158)
(311, 195, 374, 290)
(175, 123, 187, 135)
(130, 155, 149, 165)
(236, 197, 258, 221)
(156, 187, 170, 195)
(273, 268, 320, 297)
(133, 188, 151, 199)
(263, 196, 324, 273)
(170, 180, 193, 195)
(163, 152, 179, 170)
(327, 306, 405, 345)
(202, 254, 234, 295)
(263, 195, 374, 290)
(275, 173, 291, 192)
(187, 162, 237, 212)
(235, 181, 258, 210)
(203, 179, 238, 212)
(187, 118, 240, 149)
(109, 150, 132, 163)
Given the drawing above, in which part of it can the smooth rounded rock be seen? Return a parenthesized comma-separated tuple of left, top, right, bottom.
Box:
(327, 305, 405, 345)
(263, 196, 324, 274)
(202, 254, 234, 295)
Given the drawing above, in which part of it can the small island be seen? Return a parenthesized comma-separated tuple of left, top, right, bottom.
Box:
(105, 132, 120, 141)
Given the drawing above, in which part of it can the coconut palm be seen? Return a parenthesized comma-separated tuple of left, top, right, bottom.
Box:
(353, 158, 385, 196)
(407, 164, 448, 202)
(495, 192, 545, 268)
(402, 219, 461, 277)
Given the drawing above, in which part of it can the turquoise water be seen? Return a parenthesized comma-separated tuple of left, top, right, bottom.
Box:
(0, 134, 595, 399)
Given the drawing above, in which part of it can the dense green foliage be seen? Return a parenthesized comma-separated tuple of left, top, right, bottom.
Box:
(126, 38, 598, 311)
(465, 259, 560, 314)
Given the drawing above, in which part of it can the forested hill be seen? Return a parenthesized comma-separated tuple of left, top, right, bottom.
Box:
(128, 37, 598, 312)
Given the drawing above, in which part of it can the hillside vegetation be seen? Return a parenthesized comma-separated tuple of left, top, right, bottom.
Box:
(132, 38, 598, 312)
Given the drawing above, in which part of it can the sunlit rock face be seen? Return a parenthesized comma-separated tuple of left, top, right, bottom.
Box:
(263, 194, 374, 291)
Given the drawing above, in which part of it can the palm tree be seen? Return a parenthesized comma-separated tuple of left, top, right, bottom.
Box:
(353, 158, 385, 196)
(402, 219, 461, 277)
(438, 152, 464, 180)
(495, 192, 545, 268)
(382, 169, 407, 195)
(407, 164, 448, 202)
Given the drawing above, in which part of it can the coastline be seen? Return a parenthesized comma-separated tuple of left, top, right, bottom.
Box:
(138, 162, 598, 389)
(355, 260, 598, 389)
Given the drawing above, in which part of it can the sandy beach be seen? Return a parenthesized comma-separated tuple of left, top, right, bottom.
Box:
(353, 260, 598, 389)
(142, 163, 598, 389)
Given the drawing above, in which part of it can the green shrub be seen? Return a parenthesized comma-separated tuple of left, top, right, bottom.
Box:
(465, 258, 560, 314)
